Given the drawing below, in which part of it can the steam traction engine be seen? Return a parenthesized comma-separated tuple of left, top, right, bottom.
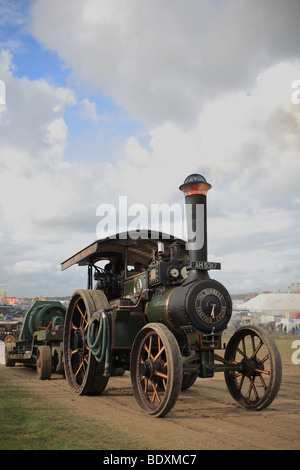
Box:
(61, 174, 282, 417)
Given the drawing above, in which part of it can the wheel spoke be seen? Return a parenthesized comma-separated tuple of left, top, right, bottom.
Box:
(151, 382, 161, 403)
(153, 345, 165, 362)
(148, 335, 152, 359)
(75, 359, 84, 376)
(154, 370, 168, 380)
(246, 380, 252, 399)
(236, 346, 246, 357)
(250, 379, 259, 400)
(233, 371, 243, 379)
(143, 345, 152, 359)
(143, 340, 154, 360)
(238, 374, 245, 391)
(77, 304, 88, 329)
(251, 339, 263, 358)
(259, 374, 268, 391)
(255, 368, 270, 375)
(259, 354, 269, 365)
(246, 377, 257, 399)
(251, 335, 256, 356)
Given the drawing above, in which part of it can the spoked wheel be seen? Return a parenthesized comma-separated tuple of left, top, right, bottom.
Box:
(224, 326, 282, 410)
(4, 335, 15, 344)
(130, 323, 182, 417)
(5, 344, 15, 367)
(36, 345, 52, 380)
(63, 289, 110, 395)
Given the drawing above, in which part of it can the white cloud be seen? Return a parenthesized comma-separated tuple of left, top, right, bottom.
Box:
(0, 49, 103, 296)
(78, 98, 100, 123)
(0, 51, 73, 239)
(30, 0, 300, 127)
(107, 60, 300, 209)
(8, 260, 51, 275)
(1, 1, 300, 296)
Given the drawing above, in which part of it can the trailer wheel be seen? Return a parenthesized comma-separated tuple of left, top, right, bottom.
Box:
(36, 345, 52, 380)
(63, 289, 110, 395)
(5, 344, 15, 367)
(4, 335, 15, 344)
(130, 323, 183, 417)
(224, 326, 282, 410)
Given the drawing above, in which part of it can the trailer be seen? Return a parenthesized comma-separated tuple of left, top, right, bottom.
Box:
(5, 300, 66, 379)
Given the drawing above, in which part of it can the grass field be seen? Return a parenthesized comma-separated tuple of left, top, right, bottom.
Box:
(0, 380, 150, 450)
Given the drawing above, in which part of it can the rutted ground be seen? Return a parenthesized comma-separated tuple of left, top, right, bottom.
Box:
(0, 355, 299, 450)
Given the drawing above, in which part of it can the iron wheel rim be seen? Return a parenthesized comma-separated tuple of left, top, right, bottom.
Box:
(130, 323, 182, 417)
(224, 326, 282, 410)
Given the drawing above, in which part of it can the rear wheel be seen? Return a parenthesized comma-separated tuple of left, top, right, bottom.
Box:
(63, 289, 110, 395)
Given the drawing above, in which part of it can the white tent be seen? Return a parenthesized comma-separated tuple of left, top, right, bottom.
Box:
(237, 293, 300, 314)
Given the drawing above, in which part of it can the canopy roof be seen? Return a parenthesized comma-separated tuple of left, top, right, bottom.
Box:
(61, 230, 188, 271)
(0, 320, 22, 326)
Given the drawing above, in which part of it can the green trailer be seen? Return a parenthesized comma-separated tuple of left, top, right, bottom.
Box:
(5, 300, 66, 379)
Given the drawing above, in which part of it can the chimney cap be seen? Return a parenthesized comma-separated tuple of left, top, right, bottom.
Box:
(183, 174, 208, 185)
(179, 173, 211, 196)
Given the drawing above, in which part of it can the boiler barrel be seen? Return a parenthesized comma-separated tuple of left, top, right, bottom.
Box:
(145, 279, 232, 335)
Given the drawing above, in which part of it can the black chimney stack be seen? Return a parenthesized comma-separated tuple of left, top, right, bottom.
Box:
(179, 174, 212, 283)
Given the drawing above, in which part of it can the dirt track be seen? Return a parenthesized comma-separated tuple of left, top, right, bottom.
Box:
(1, 355, 299, 450)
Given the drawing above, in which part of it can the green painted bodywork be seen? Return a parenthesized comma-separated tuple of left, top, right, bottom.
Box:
(145, 288, 176, 331)
(123, 272, 148, 298)
(111, 312, 147, 349)
(104, 272, 149, 350)
(19, 300, 66, 341)
(6, 301, 66, 371)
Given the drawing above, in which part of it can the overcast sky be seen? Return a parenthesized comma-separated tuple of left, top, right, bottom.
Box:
(0, 0, 299, 298)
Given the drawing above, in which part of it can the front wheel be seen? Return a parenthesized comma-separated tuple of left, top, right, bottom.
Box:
(224, 326, 282, 410)
(130, 323, 182, 417)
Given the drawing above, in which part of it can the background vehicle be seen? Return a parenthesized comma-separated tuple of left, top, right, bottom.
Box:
(5, 300, 66, 379)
